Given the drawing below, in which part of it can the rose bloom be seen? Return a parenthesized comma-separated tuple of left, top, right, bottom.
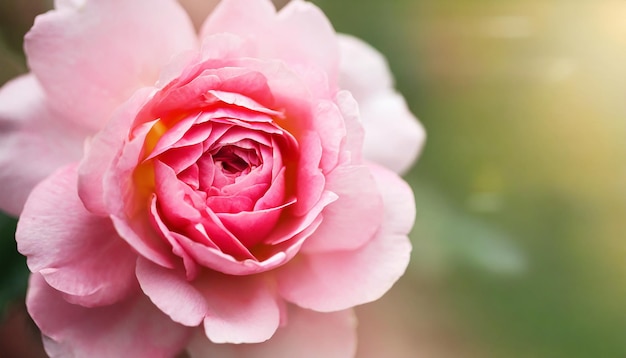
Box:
(0, 0, 425, 356)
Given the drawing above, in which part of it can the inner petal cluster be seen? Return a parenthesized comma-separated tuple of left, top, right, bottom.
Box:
(130, 92, 304, 277)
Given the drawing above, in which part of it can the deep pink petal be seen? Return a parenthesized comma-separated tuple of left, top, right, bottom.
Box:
(136, 258, 208, 327)
(16, 164, 136, 307)
(302, 165, 383, 253)
(0, 74, 86, 216)
(28, 274, 191, 358)
(25, 0, 197, 130)
(187, 305, 357, 358)
(293, 131, 325, 216)
(277, 164, 414, 312)
(195, 272, 281, 344)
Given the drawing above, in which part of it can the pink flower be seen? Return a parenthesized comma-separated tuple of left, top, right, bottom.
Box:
(0, 0, 425, 356)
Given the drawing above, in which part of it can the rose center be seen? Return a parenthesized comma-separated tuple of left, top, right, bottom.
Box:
(212, 145, 259, 177)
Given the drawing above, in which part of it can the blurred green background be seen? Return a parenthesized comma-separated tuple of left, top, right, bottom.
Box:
(1, 0, 625, 357)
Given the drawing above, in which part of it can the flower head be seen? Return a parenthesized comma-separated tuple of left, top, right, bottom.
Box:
(0, 0, 425, 356)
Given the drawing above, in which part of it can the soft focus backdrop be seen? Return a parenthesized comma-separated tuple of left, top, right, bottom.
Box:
(1, 0, 625, 357)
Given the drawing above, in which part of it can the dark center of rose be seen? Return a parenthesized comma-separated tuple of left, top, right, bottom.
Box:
(212, 145, 259, 176)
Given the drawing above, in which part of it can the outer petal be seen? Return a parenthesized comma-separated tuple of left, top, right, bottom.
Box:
(78, 87, 154, 215)
(136, 258, 208, 327)
(201, 0, 339, 86)
(0, 74, 86, 216)
(277, 164, 414, 312)
(17, 164, 136, 307)
(302, 165, 383, 253)
(187, 305, 357, 358)
(360, 93, 426, 174)
(25, 0, 197, 130)
(338, 34, 393, 102)
(27, 274, 191, 358)
(136, 259, 281, 344)
(338, 34, 425, 174)
(196, 272, 281, 344)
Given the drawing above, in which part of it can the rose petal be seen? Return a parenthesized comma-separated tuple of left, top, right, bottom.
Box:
(338, 34, 425, 174)
(78, 87, 154, 215)
(334, 90, 364, 164)
(293, 131, 325, 216)
(201, 0, 339, 87)
(360, 92, 426, 174)
(28, 274, 191, 358)
(17, 164, 136, 307)
(277, 164, 414, 312)
(136, 258, 208, 327)
(25, 0, 197, 130)
(0, 74, 86, 216)
(196, 272, 281, 344)
(311, 99, 346, 173)
(338, 34, 393, 102)
(302, 165, 383, 254)
(187, 305, 357, 358)
(277, 0, 340, 88)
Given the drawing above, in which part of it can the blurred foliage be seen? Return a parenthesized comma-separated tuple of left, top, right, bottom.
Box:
(0, 0, 625, 357)
(314, 0, 626, 357)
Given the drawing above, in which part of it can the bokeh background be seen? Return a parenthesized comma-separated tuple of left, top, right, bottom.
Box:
(1, 0, 625, 357)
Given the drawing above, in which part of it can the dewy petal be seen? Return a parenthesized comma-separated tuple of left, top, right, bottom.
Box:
(187, 305, 357, 358)
(338, 34, 425, 174)
(195, 272, 281, 344)
(16, 164, 137, 307)
(28, 274, 192, 358)
(0, 74, 86, 216)
(25, 0, 197, 130)
(277, 164, 414, 312)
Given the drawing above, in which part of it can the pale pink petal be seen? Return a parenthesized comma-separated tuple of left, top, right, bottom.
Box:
(200, 0, 276, 45)
(338, 34, 393, 102)
(16, 164, 137, 307)
(277, 164, 414, 312)
(302, 165, 383, 253)
(28, 274, 192, 358)
(338, 34, 425, 174)
(136, 258, 208, 327)
(195, 273, 281, 344)
(334, 90, 364, 164)
(276, 0, 339, 85)
(311, 99, 346, 173)
(78, 87, 154, 215)
(201, 0, 339, 86)
(187, 305, 357, 358)
(360, 92, 426, 174)
(0, 74, 86, 216)
(25, 0, 197, 130)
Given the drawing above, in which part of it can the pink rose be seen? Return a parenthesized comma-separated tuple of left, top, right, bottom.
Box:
(0, 0, 425, 356)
